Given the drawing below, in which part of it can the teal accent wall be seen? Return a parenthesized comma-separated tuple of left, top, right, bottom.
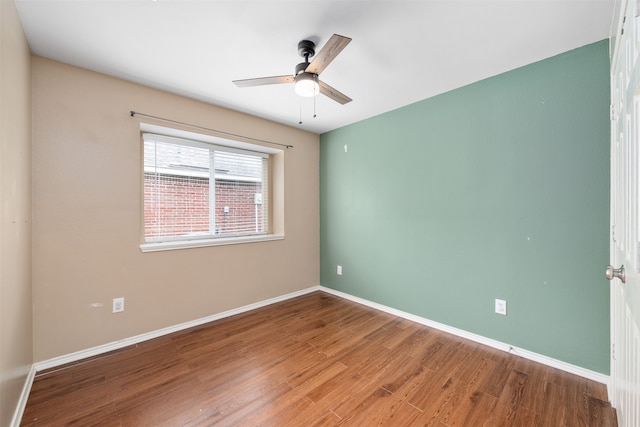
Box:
(320, 40, 611, 374)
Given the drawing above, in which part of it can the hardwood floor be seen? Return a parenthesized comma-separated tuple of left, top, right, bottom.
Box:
(21, 291, 616, 426)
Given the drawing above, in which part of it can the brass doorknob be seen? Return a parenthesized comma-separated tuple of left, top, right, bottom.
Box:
(606, 265, 625, 283)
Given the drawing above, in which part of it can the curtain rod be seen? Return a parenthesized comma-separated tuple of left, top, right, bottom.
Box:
(129, 111, 293, 149)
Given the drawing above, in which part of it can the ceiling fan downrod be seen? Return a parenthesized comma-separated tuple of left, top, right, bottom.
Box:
(295, 39, 316, 78)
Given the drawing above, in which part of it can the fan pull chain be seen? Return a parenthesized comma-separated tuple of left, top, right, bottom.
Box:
(299, 101, 303, 125)
(313, 75, 317, 118)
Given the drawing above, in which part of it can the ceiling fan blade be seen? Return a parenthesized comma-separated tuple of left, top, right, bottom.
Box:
(319, 80, 352, 105)
(233, 75, 294, 87)
(306, 34, 352, 75)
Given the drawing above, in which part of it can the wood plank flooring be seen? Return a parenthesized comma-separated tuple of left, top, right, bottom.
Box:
(21, 291, 616, 426)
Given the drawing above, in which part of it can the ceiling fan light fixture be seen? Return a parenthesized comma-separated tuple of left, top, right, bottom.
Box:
(294, 73, 319, 97)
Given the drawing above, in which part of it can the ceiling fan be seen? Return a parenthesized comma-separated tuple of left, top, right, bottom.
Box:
(233, 34, 352, 105)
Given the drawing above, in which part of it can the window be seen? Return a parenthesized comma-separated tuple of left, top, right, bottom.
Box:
(141, 132, 281, 251)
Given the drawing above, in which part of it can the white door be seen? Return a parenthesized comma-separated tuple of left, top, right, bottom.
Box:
(610, 1, 640, 425)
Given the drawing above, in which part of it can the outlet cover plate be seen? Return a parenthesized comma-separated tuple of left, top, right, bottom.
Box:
(113, 297, 124, 313)
(495, 299, 507, 315)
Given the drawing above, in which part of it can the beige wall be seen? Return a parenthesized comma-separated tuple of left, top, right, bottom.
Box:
(0, 0, 33, 425)
(32, 57, 320, 362)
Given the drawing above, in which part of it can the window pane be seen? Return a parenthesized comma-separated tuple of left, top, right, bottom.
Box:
(213, 151, 266, 236)
(144, 140, 211, 239)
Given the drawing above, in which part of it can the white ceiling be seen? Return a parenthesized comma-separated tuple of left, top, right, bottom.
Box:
(15, 0, 614, 134)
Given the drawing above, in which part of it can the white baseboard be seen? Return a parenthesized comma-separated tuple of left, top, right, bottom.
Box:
(319, 286, 610, 387)
(34, 286, 322, 372)
(28, 283, 609, 414)
(10, 364, 36, 427)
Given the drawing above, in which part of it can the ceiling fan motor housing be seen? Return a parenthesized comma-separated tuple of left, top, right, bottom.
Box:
(295, 62, 309, 76)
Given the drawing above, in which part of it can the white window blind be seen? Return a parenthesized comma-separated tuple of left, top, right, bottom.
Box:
(143, 134, 268, 242)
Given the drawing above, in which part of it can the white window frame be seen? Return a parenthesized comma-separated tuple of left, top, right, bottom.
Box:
(139, 123, 284, 252)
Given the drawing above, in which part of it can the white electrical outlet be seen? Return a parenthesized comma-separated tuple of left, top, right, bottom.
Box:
(113, 297, 125, 313)
(495, 299, 507, 315)
(337, 265, 343, 275)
